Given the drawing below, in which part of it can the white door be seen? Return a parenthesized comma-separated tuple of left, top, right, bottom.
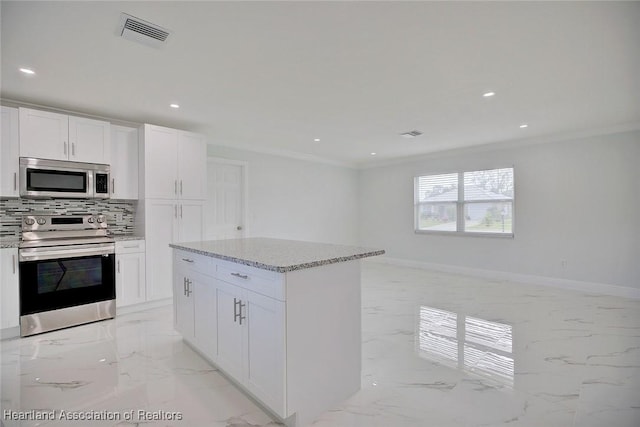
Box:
(1, 106, 19, 197)
(68, 116, 111, 164)
(215, 280, 244, 380)
(145, 199, 178, 301)
(206, 159, 246, 240)
(177, 131, 207, 200)
(19, 108, 69, 160)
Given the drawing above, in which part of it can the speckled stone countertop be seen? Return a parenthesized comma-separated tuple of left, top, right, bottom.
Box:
(170, 237, 385, 273)
(0, 239, 20, 249)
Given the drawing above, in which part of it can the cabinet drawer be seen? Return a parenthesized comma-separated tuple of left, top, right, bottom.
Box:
(115, 240, 145, 254)
(216, 261, 284, 301)
(174, 250, 212, 274)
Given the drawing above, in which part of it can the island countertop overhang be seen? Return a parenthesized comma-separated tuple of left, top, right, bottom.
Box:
(169, 237, 385, 273)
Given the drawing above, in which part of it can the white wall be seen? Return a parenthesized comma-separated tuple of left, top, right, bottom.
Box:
(358, 130, 640, 291)
(207, 145, 359, 246)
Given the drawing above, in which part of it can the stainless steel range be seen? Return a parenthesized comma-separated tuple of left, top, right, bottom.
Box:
(19, 214, 116, 337)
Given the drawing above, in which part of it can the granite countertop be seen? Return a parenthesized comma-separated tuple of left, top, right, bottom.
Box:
(112, 235, 145, 242)
(170, 237, 385, 273)
(0, 239, 20, 249)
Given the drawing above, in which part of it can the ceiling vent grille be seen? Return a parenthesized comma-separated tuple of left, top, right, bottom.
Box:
(119, 13, 170, 48)
(400, 130, 423, 138)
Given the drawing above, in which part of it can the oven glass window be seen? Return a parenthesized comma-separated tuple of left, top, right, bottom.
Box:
(27, 169, 87, 192)
(37, 258, 103, 293)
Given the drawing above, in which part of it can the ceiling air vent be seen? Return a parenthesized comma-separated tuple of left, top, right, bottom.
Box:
(119, 13, 170, 48)
(400, 130, 423, 138)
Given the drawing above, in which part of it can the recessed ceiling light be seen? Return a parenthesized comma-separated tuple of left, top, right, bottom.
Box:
(370, 152, 377, 156)
(314, 138, 320, 142)
(170, 103, 180, 109)
(519, 124, 528, 128)
(19, 68, 35, 75)
(482, 91, 496, 97)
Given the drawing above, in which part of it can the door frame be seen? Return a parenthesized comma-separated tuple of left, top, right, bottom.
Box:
(206, 157, 249, 239)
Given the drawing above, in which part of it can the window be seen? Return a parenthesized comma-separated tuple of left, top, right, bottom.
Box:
(415, 167, 514, 236)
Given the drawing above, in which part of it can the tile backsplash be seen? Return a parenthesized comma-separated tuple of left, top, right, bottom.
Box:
(0, 198, 137, 239)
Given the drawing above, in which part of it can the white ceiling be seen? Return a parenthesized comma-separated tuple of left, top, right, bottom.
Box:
(2, 1, 639, 167)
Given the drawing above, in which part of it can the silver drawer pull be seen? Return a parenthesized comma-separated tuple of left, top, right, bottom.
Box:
(231, 272, 248, 279)
(182, 258, 194, 263)
(123, 244, 139, 249)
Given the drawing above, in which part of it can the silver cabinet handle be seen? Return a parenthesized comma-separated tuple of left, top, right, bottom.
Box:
(13, 254, 16, 274)
(180, 204, 183, 218)
(13, 172, 17, 191)
(122, 244, 139, 249)
(183, 277, 187, 296)
(239, 301, 246, 325)
(180, 180, 183, 195)
(174, 180, 178, 195)
(117, 260, 120, 274)
(233, 297, 239, 322)
(181, 258, 194, 263)
(186, 279, 192, 296)
(231, 272, 248, 279)
(63, 141, 68, 155)
(72, 142, 76, 156)
(112, 178, 115, 194)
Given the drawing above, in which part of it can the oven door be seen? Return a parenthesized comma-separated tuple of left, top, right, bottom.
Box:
(19, 243, 115, 316)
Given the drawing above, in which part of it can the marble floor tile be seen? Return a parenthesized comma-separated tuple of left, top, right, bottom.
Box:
(2, 261, 639, 426)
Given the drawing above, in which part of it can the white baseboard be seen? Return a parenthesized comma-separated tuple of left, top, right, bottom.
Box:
(116, 298, 172, 316)
(367, 256, 640, 300)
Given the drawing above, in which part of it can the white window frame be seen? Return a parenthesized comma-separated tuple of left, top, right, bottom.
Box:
(414, 167, 515, 238)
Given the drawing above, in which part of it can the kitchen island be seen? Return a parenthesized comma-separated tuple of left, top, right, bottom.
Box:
(169, 238, 384, 427)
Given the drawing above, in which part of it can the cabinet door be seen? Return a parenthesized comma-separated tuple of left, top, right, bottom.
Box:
(145, 199, 179, 301)
(177, 131, 207, 200)
(179, 200, 205, 243)
(245, 289, 286, 415)
(1, 106, 19, 197)
(116, 252, 146, 307)
(68, 116, 111, 164)
(192, 272, 217, 359)
(144, 125, 178, 199)
(1, 248, 19, 329)
(19, 107, 68, 161)
(215, 280, 244, 380)
(110, 125, 139, 199)
(173, 265, 195, 341)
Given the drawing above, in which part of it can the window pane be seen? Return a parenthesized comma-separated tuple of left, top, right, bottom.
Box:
(463, 168, 513, 201)
(464, 202, 513, 233)
(417, 203, 457, 231)
(417, 173, 458, 202)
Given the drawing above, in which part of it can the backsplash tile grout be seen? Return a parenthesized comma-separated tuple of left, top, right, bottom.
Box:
(0, 198, 137, 238)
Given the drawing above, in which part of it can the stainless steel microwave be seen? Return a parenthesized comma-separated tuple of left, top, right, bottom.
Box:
(19, 157, 110, 199)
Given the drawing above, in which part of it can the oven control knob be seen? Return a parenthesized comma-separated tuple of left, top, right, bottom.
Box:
(97, 216, 105, 223)
(25, 218, 35, 225)
(87, 217, 95, 223)
(37, 218, 46, 225)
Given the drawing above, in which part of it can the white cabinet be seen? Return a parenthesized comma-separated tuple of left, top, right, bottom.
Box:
(145, 199, 204, 301)
(1, 248, 19, 330)
(19, 107, 110, 164)
(173, 252, 217, 357)
(216, 279, 286, 414)
(142, 124, 206, 200)
(115, 240, 146, 308)
(1, 106, 19, 197)
(110, 125, 139, 199)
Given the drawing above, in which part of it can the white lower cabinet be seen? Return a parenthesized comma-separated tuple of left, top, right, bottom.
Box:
(1, 248, 19, 330)
(115, 241, 146, 308)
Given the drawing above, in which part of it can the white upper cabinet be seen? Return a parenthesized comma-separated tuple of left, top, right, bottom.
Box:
(142, 124, 206, 200)
(1, 106, 20, 197)
(68, 116, 110, 164)
(110, 125, 139, 199)
(19, 107, 110, 164)
(177, 130, 207, 200)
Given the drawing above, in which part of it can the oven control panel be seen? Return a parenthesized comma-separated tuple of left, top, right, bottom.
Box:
(22, 214, 108, 231)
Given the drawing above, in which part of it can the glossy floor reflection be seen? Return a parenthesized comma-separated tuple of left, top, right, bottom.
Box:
(2, 262, 639, 427)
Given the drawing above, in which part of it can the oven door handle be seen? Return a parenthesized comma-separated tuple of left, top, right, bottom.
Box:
(19, 244, 115, 262)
